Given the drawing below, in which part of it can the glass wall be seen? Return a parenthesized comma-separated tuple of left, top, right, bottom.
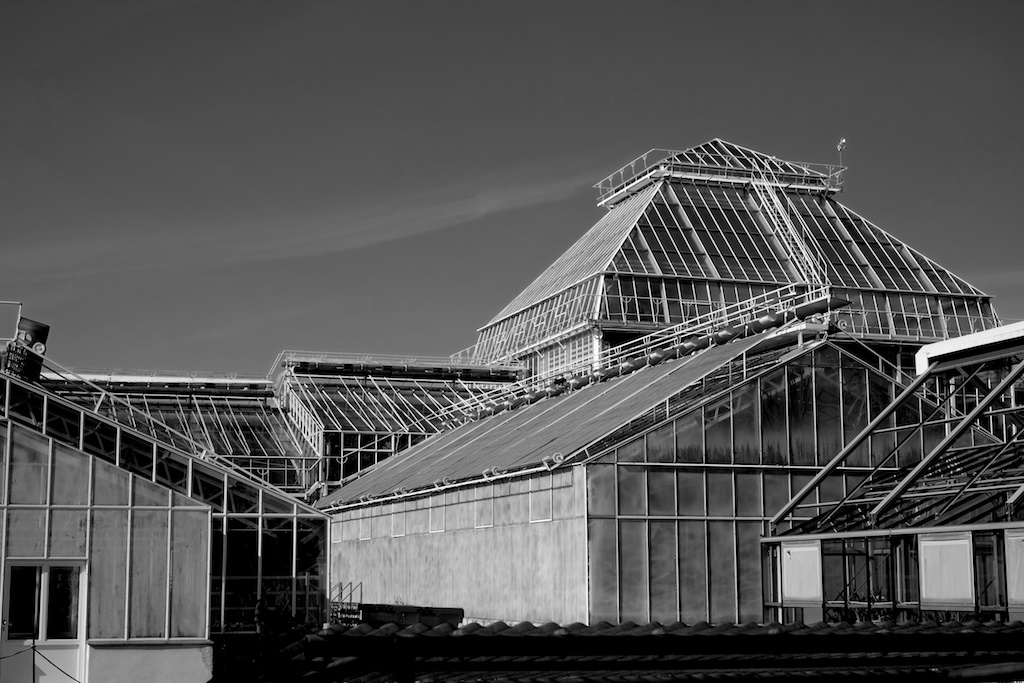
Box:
(767, 530, 1011, 624)
(1, 373, 329, 636)
(584, 342, 917, 624)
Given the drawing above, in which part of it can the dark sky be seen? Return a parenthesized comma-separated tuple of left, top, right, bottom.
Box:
(2, 0, 1022, 375)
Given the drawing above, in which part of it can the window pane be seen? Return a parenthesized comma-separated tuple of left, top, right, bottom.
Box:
(93, 459, 129, 506)
(49, 510, 87, 558)
(648, 469, 675, 516)
(618, 466, 646, 516)
(46, 566, 81, 639)
(8, 565, 40, 639)
(587, 465, 615, 516)
(708, 521, 736, 623)
(732, 385, 760, 464)
(171, 510, 209, 638)
(619, 520, 648, 623)
(649, 521, 678, 624)
(675, 410, 703, 463)
(646, 423, 674, 463)
(7, 509, 46, 557)
(224, 516, 259, 632)
(788, 365, 815, 465)
(51, 442, 88, 506)
(82, 416, 117, 464)
(707, 472, 733, 516)
(589, 518, 618, 622)
(10, 425, 48, 505)
(704, 394, 731, 464)
(679, 521, 707, 622)
(89, 510, 128, 638)
(45, 401, 81, 447)
(120, 432, 154, 479)
(130, 510, 168, 637)
(677, 471, 705, 516)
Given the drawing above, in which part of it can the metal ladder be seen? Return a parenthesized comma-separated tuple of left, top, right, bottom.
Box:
(750, 173, 827, 286)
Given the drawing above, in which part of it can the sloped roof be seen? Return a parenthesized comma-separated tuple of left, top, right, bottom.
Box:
(318, 335, 764, 508)
(482, 139, 990, 339)
(485, 183, 660, 326)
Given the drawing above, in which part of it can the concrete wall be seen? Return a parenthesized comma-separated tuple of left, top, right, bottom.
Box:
(331, 466, 588, 624)
(87, 643, 213, 683)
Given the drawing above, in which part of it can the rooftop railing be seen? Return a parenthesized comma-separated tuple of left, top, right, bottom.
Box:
(595, 149, 845, 207)
(271, 350, 524, 377)
(430, 283, 833, 425)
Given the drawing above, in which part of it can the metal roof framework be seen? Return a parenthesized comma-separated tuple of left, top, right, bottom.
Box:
(769, 337, 1024, 537)
(317, 328, 815, 512)
(477, 140, 994, 365)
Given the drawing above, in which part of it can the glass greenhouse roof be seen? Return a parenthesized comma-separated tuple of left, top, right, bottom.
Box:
(479, 139, 995, 361)
(318, 333, 771, 510)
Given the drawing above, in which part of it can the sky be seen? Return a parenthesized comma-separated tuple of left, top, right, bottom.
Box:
(1, 0, 1022, 375)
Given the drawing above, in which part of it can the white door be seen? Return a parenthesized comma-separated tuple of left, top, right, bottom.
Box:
(1, 563, 85, 683)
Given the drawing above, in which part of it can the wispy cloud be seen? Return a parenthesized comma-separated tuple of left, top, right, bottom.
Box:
(0, 165, 593, 283)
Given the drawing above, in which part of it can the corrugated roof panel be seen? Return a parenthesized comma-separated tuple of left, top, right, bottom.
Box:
(321, 335, 765, 508)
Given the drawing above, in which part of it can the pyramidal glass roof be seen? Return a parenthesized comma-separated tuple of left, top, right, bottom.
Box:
(480, 139, 992, 346)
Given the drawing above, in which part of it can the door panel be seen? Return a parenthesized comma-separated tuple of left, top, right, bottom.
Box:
(1, 563, 84, 683)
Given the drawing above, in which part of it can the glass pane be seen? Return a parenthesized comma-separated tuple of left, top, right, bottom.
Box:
(704, 394, 731, 464)
(733, 385, 760, 464)
(82, 416, 117, 464)
(120, 432, 154, 479)
(616, 439, 644, 463)
(815, 364, 842, 465)
(89, 510, 128, 638)
(588, 519, 617, 622)
(46, 566, 80, 639)
(49, 510, 87, 557)
(226, 478, 259, 514)
(154, 448, 188, 495)
(646, 423, 674, 463)
(788, 365, 815, 465)
(171, 510, 209, 638)
(191, 464, 225, 510)
(51, 442, 88, 506)
(678, 521, 707, 623)
(649, 521, 678, 624)
(134, 477, 169, 507)
(617, 466, 646, 516)
(619, 520, 648, 623)
(7, 509, 46, 557)
(648, 469, 675, 516)
(707, 472, 733, 516)
(677, 471, 705, 516)
(7, 565, 40, 639)
(296, 519, 326, 626)
(9, 384, 43, 429)
(130, 510, 168, 637)
(9, 425, 49, 505)
(708, 521, 736, 623)
(93, 459, 129, 506)
(674, 410, 703, 463)
(736, 522, 762, 622)
(735, 472, 762, 517)
(586, 465, 615, 516)
(760, 367, 788, 465)
(44, 401, 81, 447)
(224, 517, 259, 632)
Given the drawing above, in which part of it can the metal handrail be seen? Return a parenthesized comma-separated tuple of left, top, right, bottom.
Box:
(270, 349, 524, 377)
(595, 148, 845, 205)
(429, 284, 831, 424)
